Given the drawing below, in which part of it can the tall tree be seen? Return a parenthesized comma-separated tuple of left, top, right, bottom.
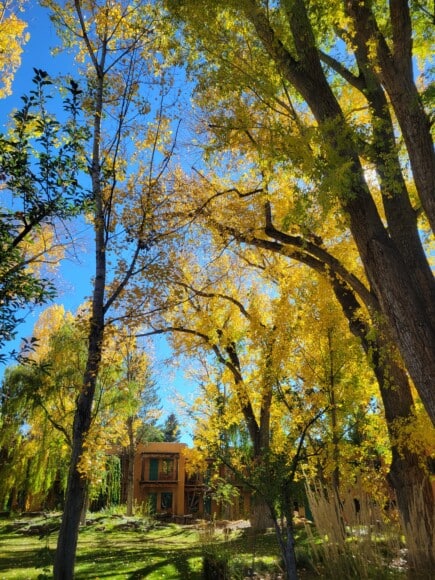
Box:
(0, 305, 154, 512)
(166, 0, 435, 427)
(145, 248, 394, 579)
(112, 334, 161, 516)
(164, 2, 435, 569)
(150, 151, 435, 567)
(41, 1, 181, 577)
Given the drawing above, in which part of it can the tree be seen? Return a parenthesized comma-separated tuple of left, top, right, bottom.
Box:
(40, 1, 181, 577)
(0, 69, 88, 359)
(185, 190, 434, 568)
(166, 0, 435, 425)
(0, 305, 83, 511)
(112, 334, 161, 516)
(0, 0, 28, 98)
(165, 1, 435, 570)
(0, 305, 154, 513)
(144, 246, 396, 579)
(162, 412, 180, 442)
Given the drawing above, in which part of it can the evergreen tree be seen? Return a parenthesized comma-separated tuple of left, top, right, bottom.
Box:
(162, 413, 180, 442)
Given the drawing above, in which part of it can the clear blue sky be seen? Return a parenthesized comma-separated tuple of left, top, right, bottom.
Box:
(0, 2, 195, 444)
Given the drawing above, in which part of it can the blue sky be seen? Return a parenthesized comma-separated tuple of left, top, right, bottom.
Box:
(0, 2, 196, 444)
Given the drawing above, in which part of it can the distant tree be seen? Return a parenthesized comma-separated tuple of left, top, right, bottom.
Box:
(112, 335, 162, 516)
(0, 305, 83, 511)
(162, 412, 180, 442)
(136, 423, 164, 444)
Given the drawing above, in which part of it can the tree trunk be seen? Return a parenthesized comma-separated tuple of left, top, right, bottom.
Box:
(126, 416, 135, 517)
(378, 359, 435, 572)
(53, 418, 89, 579)
(80, 484, 89, 526)
(53, 25, 107, 575)
(53, 326, 104, 580)
(347, 0, 435, 234)
(271, 515, 299, 580)
(330, 276, 435, 572)
(388, 447, 435, 572)
(249, 494, 274, 530)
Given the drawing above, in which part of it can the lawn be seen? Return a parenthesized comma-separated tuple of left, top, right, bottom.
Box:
(0, 514, 282, 579)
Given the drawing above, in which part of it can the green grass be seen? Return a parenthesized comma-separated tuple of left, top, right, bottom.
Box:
(0, 515, 283, 579)
(1, 514, 412, 579)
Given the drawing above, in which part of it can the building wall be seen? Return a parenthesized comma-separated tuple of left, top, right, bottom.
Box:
(134, 442, 187, 516)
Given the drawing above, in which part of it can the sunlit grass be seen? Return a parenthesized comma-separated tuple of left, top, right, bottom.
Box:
(0, 515, 283, 579)
(0, 516, 204, 579)
(0, 510, 416, 579)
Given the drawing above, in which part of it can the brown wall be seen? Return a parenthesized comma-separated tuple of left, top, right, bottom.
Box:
(134, 442, 187, 516)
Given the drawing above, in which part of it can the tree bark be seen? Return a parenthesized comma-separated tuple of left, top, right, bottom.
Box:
(373, 349, 435, 572)
(271, 510, 299, 580)
(346, 0, 435, 233)
(332, 277, 435, 572)
(126, 416, 135, 517)
(53, 316, 105, 579)
(249, 494, 274, 530)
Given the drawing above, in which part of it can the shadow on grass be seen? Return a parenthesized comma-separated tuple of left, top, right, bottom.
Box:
(0, 520, 282, 579)
(76, 528, 278, 579)
(73, 540, 203, 579)
(0, 549, 53, 572)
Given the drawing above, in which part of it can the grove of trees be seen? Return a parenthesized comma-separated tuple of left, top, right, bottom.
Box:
(0, 1, 433, 579)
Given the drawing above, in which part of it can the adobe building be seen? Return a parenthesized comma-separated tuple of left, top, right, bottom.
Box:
(132, 442, 187, 517)
(128, 441, 250, 520)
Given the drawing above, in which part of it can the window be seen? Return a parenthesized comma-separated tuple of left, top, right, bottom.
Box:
(161, 458, 174, 479)
(149, 458, 158, 481)
(161, 492, 173, 510)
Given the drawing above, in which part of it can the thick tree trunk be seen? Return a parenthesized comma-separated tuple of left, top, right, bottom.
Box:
(249, 494, 274, 530)
(377, 358, 435, 572)
(388, 447, 435, 572)
(360, 232, 435, 425)
(335, 280, 435, 572)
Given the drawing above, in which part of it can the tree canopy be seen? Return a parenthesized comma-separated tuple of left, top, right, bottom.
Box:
(1, 1, 434, 578)
(166, 0, 435, 425)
